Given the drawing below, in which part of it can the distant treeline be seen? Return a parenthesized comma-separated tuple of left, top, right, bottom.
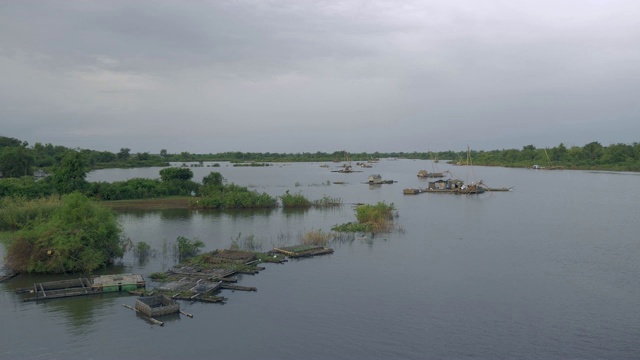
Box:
(2, 135, 640, 178)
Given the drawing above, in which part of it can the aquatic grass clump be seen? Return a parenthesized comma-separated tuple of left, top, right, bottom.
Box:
(301, 229, 332, 246)
(312, 195, 342, 208)
(332, 201, 396, 234)
(133, 241, 153, 260)
(280, 191, 312, 208)
(229, 233, 262, 251)
(331, 222, 372, 233)
(149, 272, 169, 281)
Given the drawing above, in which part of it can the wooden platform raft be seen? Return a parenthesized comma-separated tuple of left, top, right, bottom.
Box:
(17, 274, 146, 302)
(272, 245, 334, 258)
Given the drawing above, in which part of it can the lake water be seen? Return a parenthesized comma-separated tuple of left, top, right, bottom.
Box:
(1, 160, 639, 359)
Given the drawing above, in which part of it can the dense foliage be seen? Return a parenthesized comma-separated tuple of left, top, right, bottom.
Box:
(191, 183, 277, 209)
(3, 193, 125, 274)
(2, 135, 640, 177)
(280, 191, 312, 208)
(332, 202, 396, 233)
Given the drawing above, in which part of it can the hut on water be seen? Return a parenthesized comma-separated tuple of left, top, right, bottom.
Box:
(368, 174, 382, 184)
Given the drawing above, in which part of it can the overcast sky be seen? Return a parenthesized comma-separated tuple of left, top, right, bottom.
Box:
(1, 0, 639, 154)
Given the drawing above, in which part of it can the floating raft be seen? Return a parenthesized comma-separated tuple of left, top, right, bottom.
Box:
(18, 274, 146, 302)
(272, 245, 334, 258)
(158, 278, 222, 294)
(157, 278, 227, 303)
(92, 274, 146, 293)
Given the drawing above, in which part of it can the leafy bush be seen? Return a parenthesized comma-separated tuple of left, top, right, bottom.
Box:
(0, 196, 61, 231)
(280, 191, 311, 208)
(176, 236, 205, 259)
(332, 202, 396, 233)
(0, 177, 55, 199)
(159, 167, 193, 182)
(191, 183, 277, 209)
(4, 193, 125, 273)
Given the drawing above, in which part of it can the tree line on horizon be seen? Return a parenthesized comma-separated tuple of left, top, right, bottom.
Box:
(1, 135, 639, 179)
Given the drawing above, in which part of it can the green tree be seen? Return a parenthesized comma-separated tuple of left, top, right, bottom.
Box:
(202, 172, 224, 187)
(601, 143, 632, 164)
(521, 145, 537, 161)
(136, 152, 151, 161)
(117, 148, 131, 160)
(0, 146, 34, 177)
(550, 143, 567, 162)
(583, 141, 603, 162)
(49, 150, 88, 194)
(0, 136, 23, 148)
(160, 149, 168, 157)
(4, 193, 125, 273)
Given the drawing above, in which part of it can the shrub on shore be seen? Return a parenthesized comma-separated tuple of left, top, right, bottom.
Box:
(4, 193, 125, 273)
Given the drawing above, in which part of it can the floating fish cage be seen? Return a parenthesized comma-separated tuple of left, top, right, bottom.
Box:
(135, 295, 180, 318)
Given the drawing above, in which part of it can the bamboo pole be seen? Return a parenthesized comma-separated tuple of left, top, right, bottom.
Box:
(180, 310, 194, 318)
(121, 304, 164, 326)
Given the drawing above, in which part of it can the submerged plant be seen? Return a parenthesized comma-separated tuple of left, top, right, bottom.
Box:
(312, 195, 342, 208)
(301, 229, 332, 246)
(230, 232, 261, 251)
(175, 236, 205, 259)
(133, 241, 153, 261)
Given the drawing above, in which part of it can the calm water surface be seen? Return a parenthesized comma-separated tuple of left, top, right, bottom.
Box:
(1, 160, 639, 359)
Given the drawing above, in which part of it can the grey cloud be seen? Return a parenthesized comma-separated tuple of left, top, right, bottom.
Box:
(1, 0, 639, 153)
